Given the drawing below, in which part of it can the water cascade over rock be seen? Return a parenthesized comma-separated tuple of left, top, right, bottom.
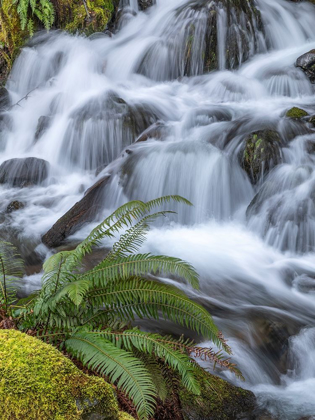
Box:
(1, 0, 315, 418)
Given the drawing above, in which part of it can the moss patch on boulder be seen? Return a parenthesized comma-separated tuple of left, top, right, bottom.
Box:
(179, 369, 256, 420)
(286, 107, 309, 119)
(241, 130, 282, 184)
(0, 329, 119, 420)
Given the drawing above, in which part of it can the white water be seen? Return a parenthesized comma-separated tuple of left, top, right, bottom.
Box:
(2, 0, 315, 418)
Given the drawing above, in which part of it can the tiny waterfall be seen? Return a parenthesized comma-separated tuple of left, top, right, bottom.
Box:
(1, 0, 315, 418)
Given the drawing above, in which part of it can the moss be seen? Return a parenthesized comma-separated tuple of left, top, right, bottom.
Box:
(179, 369, 255, 420)
(118, 413, 135, 420)
(241, 130, 282, 184)
(285, 107, 309, 119)
(0, 329, 119, 420)
(63, 0, 116, 35)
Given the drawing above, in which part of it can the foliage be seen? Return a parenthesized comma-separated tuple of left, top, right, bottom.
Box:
(65, 0, 115, 35)
(13, 0, 55, 36)
(1, 196, 240, 420)
(0, 329, 120, 419)
(0, 0, 26, 78)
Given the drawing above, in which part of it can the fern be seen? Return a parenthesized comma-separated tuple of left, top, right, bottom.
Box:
(13, 0, 55, 36)
(14, 196, 239, 420)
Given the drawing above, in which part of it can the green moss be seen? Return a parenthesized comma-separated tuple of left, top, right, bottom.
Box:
(179, 369, 255, 420)
(0, 329, 119, 420)
(285, 107, 309, 119)
(118, 413, 135, 420)
(64, 0, 116, 35)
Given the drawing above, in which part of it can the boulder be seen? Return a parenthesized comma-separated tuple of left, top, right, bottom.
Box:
(296, 49, 315, 83)
(241, 130, 282, 184)
(42, 175, 110, 248)
(138, 0, 156, 10)
(0, 157, 49, 187)
(0, 329, 120, 420)
(0, 87, 11, 111)
(285, 107, 309, 119)
(6, 200, 25, 213)
(179, 368, 256, 420)
(34, 115, 52, 142)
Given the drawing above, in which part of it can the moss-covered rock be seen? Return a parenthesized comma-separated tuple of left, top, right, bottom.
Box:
(241, 130, 282, 184)
(286, 107, 309, 119)
(0, 329, 119, 420)
(118, 413, 135, 420)
(179, 369, 256, 420)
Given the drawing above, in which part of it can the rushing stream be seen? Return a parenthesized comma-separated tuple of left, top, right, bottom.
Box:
(1, 0, 315, 418)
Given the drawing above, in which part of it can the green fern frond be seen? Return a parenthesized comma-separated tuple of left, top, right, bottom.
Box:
(66, 331, 157, 420)
(98, 328, 201, 395)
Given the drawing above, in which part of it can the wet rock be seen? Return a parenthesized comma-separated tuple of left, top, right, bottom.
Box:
(42, 175, 110, 248)
(0, 157, 49, 187)
(0, 87, 11, 111)
(241, 130, 282, 184)
(136, 0, 263, 80)
(6, 201, 25, 213)
(179, 368, 256, 420)
(135, 121, 167, 142)
(34, 115, 52, 142)
(296, 49, 315, 83)
(285, 107, 309, 119)
(309, 115, 315, 126)
(138, 0, 156, 10)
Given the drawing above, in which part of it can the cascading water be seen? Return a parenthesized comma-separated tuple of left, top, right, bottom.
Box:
(2, 0, 315, 418)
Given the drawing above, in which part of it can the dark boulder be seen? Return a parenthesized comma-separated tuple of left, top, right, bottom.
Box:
(0, 87, 11, 111)
(34, 116, 52, 142)
(6, 201, 25, 213)
(296, 49, 315, 83)
(42, 176, 110, 248)
(0, 157, 49, 187)
(138, 0, 156, 10)
(241, 130, 282, 184)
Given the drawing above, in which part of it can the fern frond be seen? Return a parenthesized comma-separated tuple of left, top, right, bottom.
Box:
(86, 279, 223, 348)
(98, 328, 200, 394)
(66, 331, 157, 420)
(82, 253, 200, 290)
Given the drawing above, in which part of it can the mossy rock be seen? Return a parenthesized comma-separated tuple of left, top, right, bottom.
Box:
(0, 329, 119, 420)
(118, 413, 135, 420)
(241, 130, 282, 184)
(179, 369, 256, 420)
(285, 107, 309, 119)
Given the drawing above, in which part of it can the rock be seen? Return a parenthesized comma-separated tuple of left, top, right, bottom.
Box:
(309, 115, 315, 126)
(0, 87, 11, 111)
(296, 49, 315, 83)
(0, 329, 120, 420)
(34, 115, 52, 142)
(241, 130, 282, 184)
(179, 368, 256, 420)
(42, 175, 110, 248)
(0, 157, 49, 187)
(136, 0, 263, 80)
(135, 121, 168, 142)
(6, 200, 25, 213)
(138, 0, 156, 10)
(285, 107, 309, 119)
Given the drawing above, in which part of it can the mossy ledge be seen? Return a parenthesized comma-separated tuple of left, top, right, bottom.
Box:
(179, 368, 256, 420)
(0, 329, 125, 420)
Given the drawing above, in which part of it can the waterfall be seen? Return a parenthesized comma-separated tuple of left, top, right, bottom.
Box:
(1, 0, 315, 417)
